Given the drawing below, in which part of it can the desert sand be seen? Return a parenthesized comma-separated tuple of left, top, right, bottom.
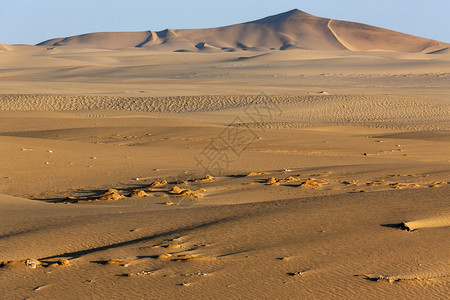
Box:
(0, 9, 449, 300)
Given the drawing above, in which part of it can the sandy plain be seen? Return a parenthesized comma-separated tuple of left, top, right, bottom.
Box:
(0, 25, 449, 299)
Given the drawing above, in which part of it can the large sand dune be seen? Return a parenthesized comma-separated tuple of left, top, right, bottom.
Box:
(35, 9, 448, 53)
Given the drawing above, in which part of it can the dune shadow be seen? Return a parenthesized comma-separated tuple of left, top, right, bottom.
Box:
(227, 174, 247, 178)
(33, 183, 168, 203)
(381, 223, 410, 231)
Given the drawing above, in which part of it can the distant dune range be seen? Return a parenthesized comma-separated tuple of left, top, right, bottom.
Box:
(33, 9, 448, 53)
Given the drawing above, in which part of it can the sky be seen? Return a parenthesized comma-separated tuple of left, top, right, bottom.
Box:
(0, 0, 449, 45)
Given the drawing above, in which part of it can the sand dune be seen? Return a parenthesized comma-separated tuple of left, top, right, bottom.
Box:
(0, 43, 37, 51)
(403, 215, 450, 231)
(36, 9, 449, 53)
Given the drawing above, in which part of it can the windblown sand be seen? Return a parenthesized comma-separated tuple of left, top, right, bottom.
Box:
(0, 45, 449, 299)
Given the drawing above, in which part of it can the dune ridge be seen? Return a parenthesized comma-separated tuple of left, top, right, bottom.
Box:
(35, 9, 449, 53)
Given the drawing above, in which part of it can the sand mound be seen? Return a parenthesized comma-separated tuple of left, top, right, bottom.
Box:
(1, 259, 42, 269)
(247, 172, 270, 176)
(49, 259, 71, 267)
(299, 181, 321, 187)
(104, 259, 131, 265)
(169, 185, 205, 197)
(169, 186, 183, 194)
(98, 190, 123, 200)
(57, 259, 71, 266)
(265, 177, 279, 185)
(402, 215, 450, 231)
(194, 174, 215, 183)
(282, 176, 301, 182)
(179, 189, 203, 198)
(150, 180, 167, 187)
(128, 190, 148, 198)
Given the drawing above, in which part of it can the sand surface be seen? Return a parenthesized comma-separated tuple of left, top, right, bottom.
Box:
(1, 23, 449, 299)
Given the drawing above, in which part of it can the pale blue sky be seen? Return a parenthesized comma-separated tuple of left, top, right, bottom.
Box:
(1, 0, 449, 45)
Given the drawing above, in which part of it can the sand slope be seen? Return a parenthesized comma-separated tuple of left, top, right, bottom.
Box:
(36, 9, 449, 53)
